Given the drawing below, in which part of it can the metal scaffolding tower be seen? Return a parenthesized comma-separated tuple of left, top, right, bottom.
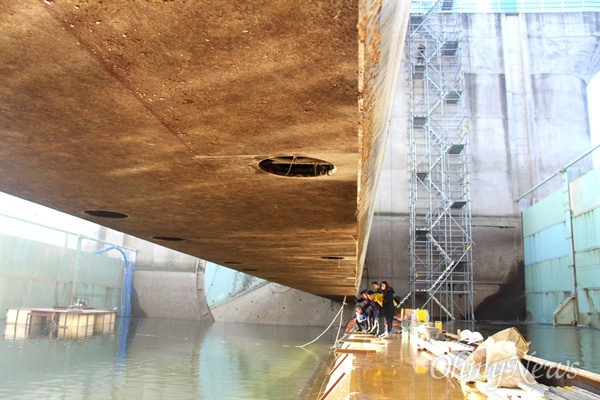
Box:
(406, 1, 474, 321)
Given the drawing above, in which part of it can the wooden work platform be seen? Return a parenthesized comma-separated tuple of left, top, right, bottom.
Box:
(319, 331, 465, 400)
(318, 322, 600, 400)
(4, 307, 116, 339)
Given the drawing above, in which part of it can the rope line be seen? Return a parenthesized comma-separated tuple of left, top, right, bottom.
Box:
(332, 296, 347, 348)
(296, 296, 347, 349)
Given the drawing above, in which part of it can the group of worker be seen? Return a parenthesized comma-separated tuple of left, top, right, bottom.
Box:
(354, 281, 398, 339)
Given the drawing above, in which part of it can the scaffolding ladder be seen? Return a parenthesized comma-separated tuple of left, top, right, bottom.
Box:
(406, 0, 474, 321)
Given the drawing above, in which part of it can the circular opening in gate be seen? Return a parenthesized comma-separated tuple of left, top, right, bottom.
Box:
(258, 156, 335, 177)
(152, 236, 185, 242)
(84, 210, 129, 219)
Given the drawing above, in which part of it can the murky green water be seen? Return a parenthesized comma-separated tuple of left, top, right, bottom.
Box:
(1, 318, 337, 400)
(2, 318, 599, 400)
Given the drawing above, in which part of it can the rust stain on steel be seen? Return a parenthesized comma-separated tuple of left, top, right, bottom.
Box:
(357, 1, 384, 221)
(41, 1, 196, 153)
(0, 0, 407, 297)
(355, 0, 410, 292)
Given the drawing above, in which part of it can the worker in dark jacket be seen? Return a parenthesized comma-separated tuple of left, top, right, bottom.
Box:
(380, 281, 396, 338)
(366, 290, 381, 335)
(371, 281, 382, 294)
(356, 290, 373, 331)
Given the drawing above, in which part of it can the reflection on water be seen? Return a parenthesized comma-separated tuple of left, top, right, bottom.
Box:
(2, 318, 598, 399)
(1, 318, 337, 400)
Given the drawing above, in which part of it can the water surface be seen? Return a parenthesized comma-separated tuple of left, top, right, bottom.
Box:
(2, 318, 598, 400)
(1, 318, 337, 400)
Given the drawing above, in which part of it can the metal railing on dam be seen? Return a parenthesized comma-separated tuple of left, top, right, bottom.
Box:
(411, 0, 600, 13)
(0, 213, 136, 317)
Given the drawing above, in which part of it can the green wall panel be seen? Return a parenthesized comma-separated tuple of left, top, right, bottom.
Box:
(525, 292, 563, 324)
(522, 186, 569, 237)
(571, 209, 600, 252)
(0, 233, 123, 315)
(575, 249, 600, 287)
(574, 248, 600, 329)
(523, 223, 571, 265)
(79, 252, 123, 287)
(1, 235, 74, 281)
(525, 256, 574, 293)
(76, 283, 121, 310)
(522, 168, 600, 328)
(570, 168, 600, 217)
(571, 170, 600, 329)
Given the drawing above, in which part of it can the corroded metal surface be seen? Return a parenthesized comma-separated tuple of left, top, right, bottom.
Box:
(0, 0, 407, 297)
(356, 0, 411, 288)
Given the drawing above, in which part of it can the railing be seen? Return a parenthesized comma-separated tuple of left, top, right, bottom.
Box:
(411, 0, 600, 13)
(0, 212, 137, 317)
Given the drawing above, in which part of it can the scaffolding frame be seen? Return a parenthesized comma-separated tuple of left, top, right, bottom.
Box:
(406, 1, 474, 321)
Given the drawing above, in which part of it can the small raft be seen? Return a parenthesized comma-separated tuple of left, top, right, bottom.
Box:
(5, 307, 117, 339)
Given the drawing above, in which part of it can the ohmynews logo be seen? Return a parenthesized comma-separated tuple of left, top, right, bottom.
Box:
(429, 352, 580, 389)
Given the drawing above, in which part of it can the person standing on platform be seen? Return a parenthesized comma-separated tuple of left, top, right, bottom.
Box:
(417, 43, 426, 64)
(371, 281, 382, 294)
(367, 290, 382, 335)
(380, 281, 396, 338)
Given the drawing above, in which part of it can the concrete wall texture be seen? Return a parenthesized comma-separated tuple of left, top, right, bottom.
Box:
(129, 262, 347, 326)
(209, 282, 347, 327)
(132, 269, 213, 322)
(366, 12, 600, 320)
(131, 267, 346, 326)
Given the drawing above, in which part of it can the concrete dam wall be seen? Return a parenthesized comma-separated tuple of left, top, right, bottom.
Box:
(365, 12, 600, 319)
